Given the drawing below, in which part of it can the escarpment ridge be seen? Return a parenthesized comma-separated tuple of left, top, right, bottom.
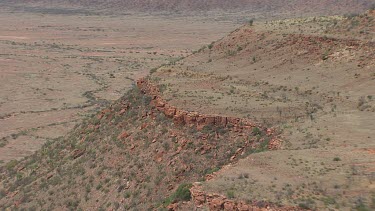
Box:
(137, 78, 263, 131)
(189, 183, 305, 211)
(136, 77, 283, 150)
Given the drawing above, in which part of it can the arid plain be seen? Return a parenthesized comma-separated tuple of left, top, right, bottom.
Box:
(0, 7, 238, 163)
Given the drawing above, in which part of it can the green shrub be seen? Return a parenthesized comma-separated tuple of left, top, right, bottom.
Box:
(322, 196, 336, 205)
(298, 198, 316, 210)
(0, 189, 6, 200)
(333, 157, 341, 161)
(150, 68, 158, 74)
(355, 201, 370, 211)
(248, 19, 254, 26)
(252, 127, 262, 136)
(226, 190, 235, 199)
(163, 183, 192, 206)
(174, 183, 192, 202)
(204, 167, 220, 175)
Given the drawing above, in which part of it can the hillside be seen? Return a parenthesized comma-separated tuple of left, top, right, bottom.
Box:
(0, 9, 374, 211)
(0, 85, 280, 210)
(147, 11, 375, 210)
(1, 0, 374, 17)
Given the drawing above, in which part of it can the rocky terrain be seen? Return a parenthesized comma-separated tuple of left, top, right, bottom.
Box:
(148, 10, 375, 210)
(0, 83, 279, 210)
(0, 2, 374, 211)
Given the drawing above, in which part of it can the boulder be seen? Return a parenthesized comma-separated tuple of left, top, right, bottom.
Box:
(165, 105, 177, 117)
(167, 203, 178, 211)
(208, 196, 225, 210)
(154, 97, 166, 108)
(117, 131, 130, 140)
(224, 201, 237, 211)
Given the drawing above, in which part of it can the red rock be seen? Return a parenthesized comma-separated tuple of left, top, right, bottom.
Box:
(46, 174, 54, 180)
(174, 110, 187, 124)
(190, 183, 206, 207)
(140, 123, 147, 130)
(185, 112, 198, 125)
(237, 202, 251, 211)
(176, 146, 183, 154)
(97, 113, 104, 120)
(215, 116, 226, 127)
(224, 201, 237, 211)
(205, 174, 215, 181)
(205, 116, 216, 125)
(154, 151, 164, 162)
(268, 138, 282, 150)
(165, 106, 177, 117)
(209, 197, 225, 210)
(135, 78, 271, 148)
(200, 134, 209, 140)
(196, 116, 207, 130)
(227, 117, 240, 126)
(266, 128, 273, 136)
(196, 115, 205, 123)
(72, 149, 85, 159)
(119, 108, 127, 115)
(154, 97, 166, 108)
(102, 108, 111, 114)
(117, 131, 130, 140)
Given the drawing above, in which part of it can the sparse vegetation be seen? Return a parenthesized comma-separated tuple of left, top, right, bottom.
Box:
(0, 3, 373, 211)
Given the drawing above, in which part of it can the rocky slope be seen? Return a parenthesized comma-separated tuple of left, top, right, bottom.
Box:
(147, 10, 375, 210)
(0, 82, 280, 210)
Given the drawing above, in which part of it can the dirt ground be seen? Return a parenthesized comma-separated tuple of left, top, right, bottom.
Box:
(0, 7, 238, 164)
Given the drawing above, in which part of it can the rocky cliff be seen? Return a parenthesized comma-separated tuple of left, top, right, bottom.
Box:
(189, 183, 306, 211)
(137, 78, 259, 130)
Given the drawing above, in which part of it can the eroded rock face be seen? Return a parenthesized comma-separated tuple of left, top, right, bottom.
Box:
(136, 78, 284, 153)
(137, 78, 260, 132)
(190, 183, 306, 211)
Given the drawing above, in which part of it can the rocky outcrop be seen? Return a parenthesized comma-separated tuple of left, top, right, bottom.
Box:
(190, 183, 306, 211)
(137, 78, 259, 132)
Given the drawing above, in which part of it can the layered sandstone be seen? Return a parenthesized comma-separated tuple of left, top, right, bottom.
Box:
(189, 183, 306, 211)
(136, 78, 259, 131)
